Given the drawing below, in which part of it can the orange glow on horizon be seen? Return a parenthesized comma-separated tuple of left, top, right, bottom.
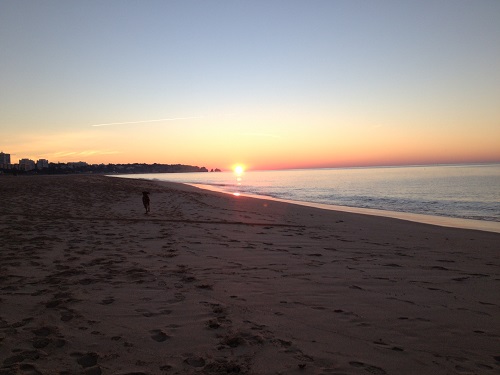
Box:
(6, 119, 499, 171)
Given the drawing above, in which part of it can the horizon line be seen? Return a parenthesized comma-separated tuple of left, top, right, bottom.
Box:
(4, 160, 499, 171)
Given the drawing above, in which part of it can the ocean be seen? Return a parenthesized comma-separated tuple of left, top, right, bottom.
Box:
(115, 164, 500, 232)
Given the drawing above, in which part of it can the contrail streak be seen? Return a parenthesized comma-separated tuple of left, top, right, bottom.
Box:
(91, 116, 203, 127)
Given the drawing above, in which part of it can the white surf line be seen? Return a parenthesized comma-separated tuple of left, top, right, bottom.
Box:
(189, 184, 500, 234)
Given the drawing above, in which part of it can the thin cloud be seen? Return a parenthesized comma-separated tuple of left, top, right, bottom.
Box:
(50, 150, 120, 158)
(91, 116, 204, 127)
(51, 151, 78, 157)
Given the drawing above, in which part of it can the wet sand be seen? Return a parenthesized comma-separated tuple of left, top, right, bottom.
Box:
(0, 175, 499, 374)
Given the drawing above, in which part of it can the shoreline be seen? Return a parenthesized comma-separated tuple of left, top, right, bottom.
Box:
(190, 183, 500, 234)
(1, 175, 499, 374)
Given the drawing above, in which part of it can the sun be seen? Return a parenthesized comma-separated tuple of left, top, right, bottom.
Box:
(233, 165, 245, 175)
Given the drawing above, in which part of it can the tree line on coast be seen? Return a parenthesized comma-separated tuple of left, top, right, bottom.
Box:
(0, 162, 221, 175)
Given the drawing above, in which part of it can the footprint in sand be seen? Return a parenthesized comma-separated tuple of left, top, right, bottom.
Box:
(75, 352, 99, 368)
(206, 319, 221, 329)
(150, 329, 169, 342)
(60, 309, 76, 322)
(196, 283, 213, 290)
(184, 356, 206, 367)
(100, 297, 115, 305)
(32, 337, 51, 349)
(31, 326, 67, 349)
(18, 364, 42, 375)
(32, 326, 55, 337)
(3, 350, 41, 366)
(136, 309, 172, 317)
(349, 361, 387, 374)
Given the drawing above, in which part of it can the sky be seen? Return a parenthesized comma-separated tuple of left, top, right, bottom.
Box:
(1, 0, 499, 171)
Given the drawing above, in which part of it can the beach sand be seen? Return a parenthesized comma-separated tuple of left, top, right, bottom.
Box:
(0, 175, 499, 375)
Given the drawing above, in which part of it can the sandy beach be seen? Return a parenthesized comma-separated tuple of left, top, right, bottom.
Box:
(0, 174, 499, 375)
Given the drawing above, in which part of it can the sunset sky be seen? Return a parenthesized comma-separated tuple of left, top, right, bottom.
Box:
(1, 0, 499, 171)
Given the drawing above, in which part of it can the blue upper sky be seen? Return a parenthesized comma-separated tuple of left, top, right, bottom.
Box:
(1, 1, 499, 169)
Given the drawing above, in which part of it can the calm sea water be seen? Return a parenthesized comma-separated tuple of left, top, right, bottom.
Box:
(116, 164, 500, 226)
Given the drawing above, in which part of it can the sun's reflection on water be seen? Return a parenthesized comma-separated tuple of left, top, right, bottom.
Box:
(233, 165, 245, 196)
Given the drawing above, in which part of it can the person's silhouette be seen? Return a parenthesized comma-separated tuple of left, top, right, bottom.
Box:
(142, 192, 150, 214)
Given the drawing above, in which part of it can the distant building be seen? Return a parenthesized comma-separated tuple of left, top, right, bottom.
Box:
(36, 159, 49, 169)
(19, 158, 36, 171)
(67, 161, 88, 168)
(0, 152, 11, 169)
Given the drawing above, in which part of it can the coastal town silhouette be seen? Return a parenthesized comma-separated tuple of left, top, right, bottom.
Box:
(0, 151, 220, 175)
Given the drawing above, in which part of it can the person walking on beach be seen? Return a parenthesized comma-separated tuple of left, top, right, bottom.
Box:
(142, 192, 150, 214)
